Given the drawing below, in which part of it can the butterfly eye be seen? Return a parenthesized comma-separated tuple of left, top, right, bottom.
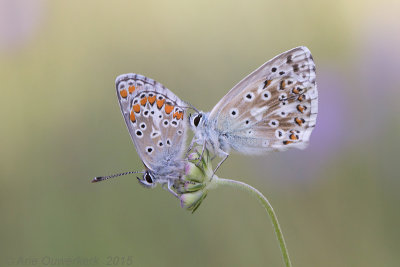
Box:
(193, 114, 202, 127)
(144, 172, 153, 184)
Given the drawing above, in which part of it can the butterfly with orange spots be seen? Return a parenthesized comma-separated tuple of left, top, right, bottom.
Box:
(189, 46, 318, 175)
(92, 74, 189, 196)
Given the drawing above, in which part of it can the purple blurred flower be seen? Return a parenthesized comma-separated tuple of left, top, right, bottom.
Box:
(359, 16, 400, 96)
(254, 65, 354, 182)
(357, 15, 400, 135)
(0, 0, 45, 51)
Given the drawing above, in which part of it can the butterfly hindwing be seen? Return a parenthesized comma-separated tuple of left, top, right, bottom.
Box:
(209, 46, 317, 154)
(115, 74, 187, 175)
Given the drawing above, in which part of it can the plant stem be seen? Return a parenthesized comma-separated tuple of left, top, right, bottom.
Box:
(213, 176, 292, 267)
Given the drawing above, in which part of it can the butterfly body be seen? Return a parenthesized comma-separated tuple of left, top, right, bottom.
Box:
(190, 46, 318, 163)
(115, 73, 187, 190)
(189, 111, 226, 155)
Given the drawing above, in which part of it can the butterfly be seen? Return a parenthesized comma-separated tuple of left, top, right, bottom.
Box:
(92, 74, 188, 196)
(188, 46, 318, 173)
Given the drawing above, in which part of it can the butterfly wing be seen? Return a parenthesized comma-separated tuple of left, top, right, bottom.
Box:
(115, 74, 187, 175)
(209, 46, 317, 153)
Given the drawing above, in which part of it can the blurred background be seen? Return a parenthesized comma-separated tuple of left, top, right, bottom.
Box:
(1, 0, 399, 266)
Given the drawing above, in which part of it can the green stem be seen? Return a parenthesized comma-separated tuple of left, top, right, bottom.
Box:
(213, 176, 292, 267)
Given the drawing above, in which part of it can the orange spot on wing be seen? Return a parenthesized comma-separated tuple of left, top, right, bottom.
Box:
(297, 95, 304, 101)
(290, 134, 298, 140)
(295, 117, 303, 126)
(165, 104, 174, 114)
(263, 80, 271, 88)
(130, 111, 136, 123)
(178, 111, 184, 120)
(148, 95, 156, 105)
(128, 85, 135, 94)
(293, 88, 300, 94)
(133, 104, 140, 113)
(157, 99, 165, 109)
(297, 105, 305, 113)
(173, 112, 179, 119)
(120, 89, 128, 98)
(283, 140, 293, 145)
(140, 97, 147, 106)
(280, 81, 286, 89)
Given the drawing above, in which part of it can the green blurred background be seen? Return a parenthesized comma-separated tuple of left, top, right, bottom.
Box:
(1, 0, 399, 266)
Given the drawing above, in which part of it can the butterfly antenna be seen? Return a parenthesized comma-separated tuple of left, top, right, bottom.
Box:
(91, 171, 144, 183)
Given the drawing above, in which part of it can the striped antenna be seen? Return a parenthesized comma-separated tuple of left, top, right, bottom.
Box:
(91, 171, 144, 183)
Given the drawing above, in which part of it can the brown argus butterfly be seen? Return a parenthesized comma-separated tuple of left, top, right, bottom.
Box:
(188, 47, 318, 173)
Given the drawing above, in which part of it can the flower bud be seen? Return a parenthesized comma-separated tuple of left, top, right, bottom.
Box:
(180, 190, 208, 212)
(175, 147, 214, 212)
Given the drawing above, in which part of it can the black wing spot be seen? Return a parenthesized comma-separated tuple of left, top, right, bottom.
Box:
(271, 67, 277, 72)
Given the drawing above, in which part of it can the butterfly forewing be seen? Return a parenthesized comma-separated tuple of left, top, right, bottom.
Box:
(210, 46, 317, 153)
(115, 74, 187, 174)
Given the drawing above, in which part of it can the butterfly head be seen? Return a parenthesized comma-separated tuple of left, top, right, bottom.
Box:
(137, 170, 157, 189)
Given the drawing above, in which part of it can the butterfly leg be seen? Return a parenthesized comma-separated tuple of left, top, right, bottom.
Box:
(163, 180, 178, 198)
(195, 140, 207, 167)
(185, 137, 199, 158)
(211, 151, 229, 179)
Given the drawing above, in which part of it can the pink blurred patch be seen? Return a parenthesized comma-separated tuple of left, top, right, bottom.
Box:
(0, 0, 46, 51)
